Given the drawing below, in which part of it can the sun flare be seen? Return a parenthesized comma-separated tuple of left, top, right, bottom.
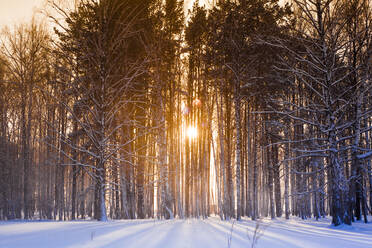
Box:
(186, 126, 198, 139)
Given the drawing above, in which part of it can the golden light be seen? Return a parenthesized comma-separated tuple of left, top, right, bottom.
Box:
(192, 98, 202, 108)
(186, 126, 198, 139)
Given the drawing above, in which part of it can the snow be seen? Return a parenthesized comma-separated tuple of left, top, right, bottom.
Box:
(1, 216, 372, 248)
(357, 151, 372, 159)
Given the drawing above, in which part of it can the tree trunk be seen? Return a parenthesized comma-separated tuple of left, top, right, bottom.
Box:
(234, 82, 242, 220)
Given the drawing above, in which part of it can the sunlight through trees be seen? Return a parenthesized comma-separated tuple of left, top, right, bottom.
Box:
(0, 0, 371, 228)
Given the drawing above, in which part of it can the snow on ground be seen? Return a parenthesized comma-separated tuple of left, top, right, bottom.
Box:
(1, 216, 372, 248)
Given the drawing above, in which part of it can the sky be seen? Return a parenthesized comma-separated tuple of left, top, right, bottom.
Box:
(0, 0, 46, 28)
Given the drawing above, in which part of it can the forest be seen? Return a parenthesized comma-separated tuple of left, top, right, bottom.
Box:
(0, 0, 371, 228)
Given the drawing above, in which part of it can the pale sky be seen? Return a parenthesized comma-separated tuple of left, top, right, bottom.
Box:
(0, 0, 46, 28)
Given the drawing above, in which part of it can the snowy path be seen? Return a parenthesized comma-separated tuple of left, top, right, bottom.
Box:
(1, 217, 372, 248)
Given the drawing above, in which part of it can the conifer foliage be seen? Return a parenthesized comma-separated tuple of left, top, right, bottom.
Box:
(0, 0, 371, 226)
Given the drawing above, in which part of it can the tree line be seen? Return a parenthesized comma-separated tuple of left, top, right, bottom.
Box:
(0, 0, 371, 226)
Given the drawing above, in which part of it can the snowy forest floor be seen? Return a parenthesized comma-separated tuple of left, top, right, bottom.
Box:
(1, 216, 372, 248)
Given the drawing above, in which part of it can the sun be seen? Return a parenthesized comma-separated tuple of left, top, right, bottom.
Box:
(186, 126, 198, 139)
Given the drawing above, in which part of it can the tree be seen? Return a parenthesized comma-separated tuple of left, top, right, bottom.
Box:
(51, 0, 146, 221)
(1, 20, 50, 219)
(266, 0, 371, 225)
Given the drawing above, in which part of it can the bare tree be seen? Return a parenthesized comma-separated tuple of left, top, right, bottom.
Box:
(1, 20, 49, 219)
